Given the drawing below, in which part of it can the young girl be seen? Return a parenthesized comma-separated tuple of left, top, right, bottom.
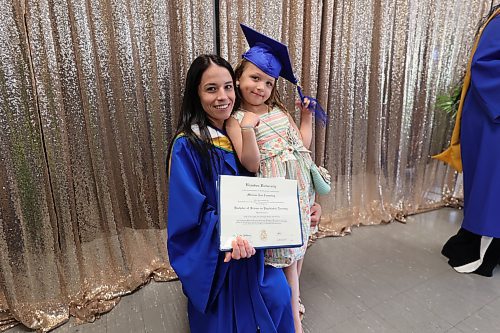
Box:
(226, 24, 320, 333)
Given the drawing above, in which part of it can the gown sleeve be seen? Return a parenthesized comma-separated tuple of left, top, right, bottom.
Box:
(167, 137, 228, 313)
(470, 16, 500, 123)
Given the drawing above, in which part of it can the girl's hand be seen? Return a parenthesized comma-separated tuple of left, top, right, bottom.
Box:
(240, 112, 260, 129)
(296, 97, 312, 115)
(224, 236, 256, 262)
(310, 202, 322, 229)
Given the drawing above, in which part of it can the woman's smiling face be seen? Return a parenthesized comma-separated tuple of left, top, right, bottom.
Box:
(198, 63, 235, 128)
(237, 62, 276, 108)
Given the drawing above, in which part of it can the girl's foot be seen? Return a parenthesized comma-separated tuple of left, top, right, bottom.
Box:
(298, 298, 305, 321)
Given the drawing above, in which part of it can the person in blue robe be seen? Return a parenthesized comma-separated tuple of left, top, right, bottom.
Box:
(441, 6, 500, 277)
(167, 54, 294, 332)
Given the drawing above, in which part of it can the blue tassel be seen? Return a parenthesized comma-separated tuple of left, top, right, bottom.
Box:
(297, 86, 328, 126)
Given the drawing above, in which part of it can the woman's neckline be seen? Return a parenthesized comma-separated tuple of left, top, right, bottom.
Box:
(208, 124, 226, 135)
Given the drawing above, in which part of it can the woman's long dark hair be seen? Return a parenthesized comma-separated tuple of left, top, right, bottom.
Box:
(167, 54, 236, 179)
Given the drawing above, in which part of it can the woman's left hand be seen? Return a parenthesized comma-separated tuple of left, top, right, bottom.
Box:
(224, 236, 256, 262)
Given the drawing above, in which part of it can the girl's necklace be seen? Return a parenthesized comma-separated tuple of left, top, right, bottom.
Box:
(239, 104, 271, 116)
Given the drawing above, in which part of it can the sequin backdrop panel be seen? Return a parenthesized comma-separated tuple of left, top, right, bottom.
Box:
(24, 1, 162, 326)
(0, 1, 66, 331)
(0, 0, 214, 330)
(220, 0, 493, 236)
(318, 0, 492, 234)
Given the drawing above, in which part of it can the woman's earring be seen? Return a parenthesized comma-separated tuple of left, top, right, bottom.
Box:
(236, 81, 239, 87)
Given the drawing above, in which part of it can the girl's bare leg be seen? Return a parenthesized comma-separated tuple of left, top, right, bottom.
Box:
(296, 258, 305, 319)
(283, 261, 302, 333)
(297, 257, 304, 277)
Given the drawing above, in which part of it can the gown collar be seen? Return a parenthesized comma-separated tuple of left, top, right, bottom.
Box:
(191, 124, 234, 152)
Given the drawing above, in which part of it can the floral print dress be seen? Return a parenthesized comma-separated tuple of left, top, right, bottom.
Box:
(232, 107, 315, 268)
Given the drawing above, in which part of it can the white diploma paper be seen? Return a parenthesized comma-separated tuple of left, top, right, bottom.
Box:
(219, 175, 303, 251)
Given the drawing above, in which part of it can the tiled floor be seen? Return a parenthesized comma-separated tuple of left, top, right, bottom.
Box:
(7, 208, 500, 332)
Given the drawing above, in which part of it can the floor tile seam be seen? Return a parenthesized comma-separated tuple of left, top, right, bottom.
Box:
(371, 263, 437, 295)
(325, 267, 394, 310)
(405, 267, 494, 318)
(418, 268, 471, 296)
(141, 297, 170, 333)
(366, 294, 453, 333)
(448, 315, 475, 332)
(468, 294, 500, 317)
(354, 307, 402, 332)
(361, 272, 457, 316)
(361, 286, 409, 313)
(120, 289, 147, 333)
(163, 301, 187, 329)
(305, 305, 362, 331)
(404, 294, 470, 328)
(333, 264, 369, 282)
(302, 320, 337, 333)
(301, 284, 370, 329)
(405, 267, 459, 293)
(434, 271, 500, 301)
(138, 286, 153, 333)
(334, 264, 426, 310)
(484, 293, 500, 306)
(368, 259, 451, 281)
(415, 286, 495, 329)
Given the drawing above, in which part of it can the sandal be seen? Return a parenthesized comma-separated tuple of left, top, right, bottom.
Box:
(298, 298, 305, 321)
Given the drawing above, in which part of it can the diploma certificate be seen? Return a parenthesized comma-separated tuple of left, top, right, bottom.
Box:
(218, 175, 303, 251)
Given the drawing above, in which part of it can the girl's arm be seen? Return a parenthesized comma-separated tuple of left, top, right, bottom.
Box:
(289, 98, 313, 149)
(226, 113, 261, 172)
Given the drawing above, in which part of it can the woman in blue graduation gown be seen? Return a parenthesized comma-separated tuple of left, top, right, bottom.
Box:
(167, 54, 294, 332)
(441, 6, 500, 277)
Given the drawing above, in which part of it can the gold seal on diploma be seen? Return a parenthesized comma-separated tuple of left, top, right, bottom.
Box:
(260, 230, 268, 241)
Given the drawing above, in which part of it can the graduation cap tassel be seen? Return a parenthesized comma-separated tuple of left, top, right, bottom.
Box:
(296, 85, 328, 126)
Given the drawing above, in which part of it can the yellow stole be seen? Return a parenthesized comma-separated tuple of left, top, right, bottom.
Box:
(432, 9, 500, 172)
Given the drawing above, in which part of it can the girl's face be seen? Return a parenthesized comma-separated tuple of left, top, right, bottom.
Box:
(198, 64, 235, 128)
(237, 62, 276, 108)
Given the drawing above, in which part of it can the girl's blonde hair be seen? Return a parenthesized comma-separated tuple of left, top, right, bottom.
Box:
(234, 58, 288, 113)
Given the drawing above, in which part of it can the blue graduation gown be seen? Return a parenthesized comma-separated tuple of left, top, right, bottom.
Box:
(461, 16, 500, 238)
(167, 133, 294, 333)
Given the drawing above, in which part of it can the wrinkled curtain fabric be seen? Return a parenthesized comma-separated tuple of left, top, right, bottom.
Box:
(0, 0, 496, 331)
(219, 0, 493, 234)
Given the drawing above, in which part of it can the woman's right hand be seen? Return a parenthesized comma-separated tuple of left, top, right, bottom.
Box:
(240, 112, 260, 129)
(224, 236, 256, 262)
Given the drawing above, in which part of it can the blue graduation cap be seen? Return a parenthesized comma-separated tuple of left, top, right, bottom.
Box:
(240, 24, 298, 84)
(240, 23, 327, 125)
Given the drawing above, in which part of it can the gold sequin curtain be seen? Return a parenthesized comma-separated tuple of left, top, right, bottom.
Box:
(1, 0, 498, 331)
(219, 0, 494, 236)
(0, 0, 214, 331)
